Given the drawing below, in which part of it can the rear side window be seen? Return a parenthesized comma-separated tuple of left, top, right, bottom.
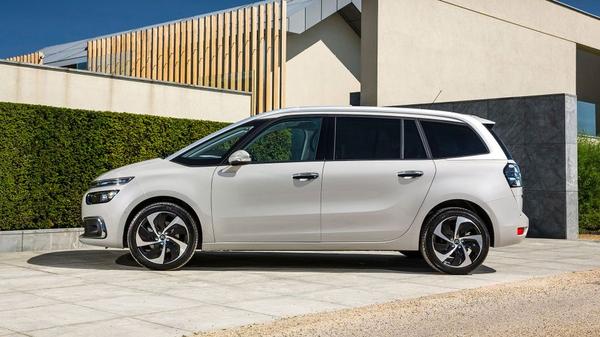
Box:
(403, 120, 427, 160)
(335, 117, 401, 160)
(421, 121, 488, 158)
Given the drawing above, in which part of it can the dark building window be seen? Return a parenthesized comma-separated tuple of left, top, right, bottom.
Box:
(578, 100, 597, 137)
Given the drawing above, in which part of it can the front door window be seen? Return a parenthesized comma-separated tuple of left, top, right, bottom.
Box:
(243, 118, 323, 163)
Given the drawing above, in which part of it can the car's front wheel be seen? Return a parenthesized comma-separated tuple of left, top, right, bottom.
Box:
(420, 207, 490, 275)
(127, 202, 199, 271)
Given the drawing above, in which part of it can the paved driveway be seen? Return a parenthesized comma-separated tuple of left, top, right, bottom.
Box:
(1, 239, 600, 337)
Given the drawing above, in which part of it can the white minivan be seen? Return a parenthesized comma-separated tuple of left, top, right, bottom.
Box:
(80, 107, 528, 274)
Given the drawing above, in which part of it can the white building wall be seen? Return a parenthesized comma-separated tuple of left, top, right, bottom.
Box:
(362, 0, 581, 106)
(286, 13, 361, 107)
(0, 61, 251, 122)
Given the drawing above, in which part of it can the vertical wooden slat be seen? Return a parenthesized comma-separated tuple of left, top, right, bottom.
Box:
(126, 33, 132, 76)
(134, 31, 142, 77)
(186, 20, 193, 85)
(180, 21, 187, 83)
(88, 41, 95, 72)
(281, 0, 287, 108)
(102, 38, 108, 73)
(152, 28, 158, 79)
(244, 7, 251, 92)
(265, 2, 273, 112)
(110, 36, 116, 74)
(236, 9, 244, 91)
(115, 35, 122, 75)
(174, 21, 181, 83)
(224, 12, 231, 89)
(258, 4, 266, 113)
(231, 11, 238, 90)
(141, 31, 147, 78)
(157, 26, 164, 81)
(122, 33, 127, 74)
(210, 15, 217, 87)
(216, 13, 224, 88)
(132, 32, 139, 77)
(203, 17, 211, 86)
(168, 24, 175, 82)
(146, 29, 153, 79)
(251, 6, 259, 114)
(273, 2, 281, 110)
(192, 19, 199, 85)
(198, 18, 205, 86)
(164, 25, 170, 80)
(115, 35, 123, 75)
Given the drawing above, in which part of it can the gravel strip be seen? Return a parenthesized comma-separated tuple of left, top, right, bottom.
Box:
(195, 269, 600, 337)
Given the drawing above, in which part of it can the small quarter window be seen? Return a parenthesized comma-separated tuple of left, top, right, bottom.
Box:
(421, 121, 488, 158)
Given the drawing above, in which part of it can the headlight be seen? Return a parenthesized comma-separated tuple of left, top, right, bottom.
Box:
(86, 190, 119, 205)
(90, 176, 134, 188)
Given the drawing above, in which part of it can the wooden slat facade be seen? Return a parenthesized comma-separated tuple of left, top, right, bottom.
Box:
(6, 51, 45, 65)
(86, 0, 286, 114)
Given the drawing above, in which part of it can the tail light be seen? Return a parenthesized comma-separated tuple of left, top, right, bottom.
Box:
(504, 162, 522, 188)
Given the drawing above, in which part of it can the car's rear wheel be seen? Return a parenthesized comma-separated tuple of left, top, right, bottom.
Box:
(127, 202, 198, 271)
(420, 207, 490, 275)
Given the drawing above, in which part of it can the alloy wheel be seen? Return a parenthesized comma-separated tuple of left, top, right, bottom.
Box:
(431, 216, 483, 268)
(135, 211, 190, 265)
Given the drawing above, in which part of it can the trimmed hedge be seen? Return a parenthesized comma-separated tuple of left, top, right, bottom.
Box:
(579, 136, 600, 233)
(0, 102, 228, 231)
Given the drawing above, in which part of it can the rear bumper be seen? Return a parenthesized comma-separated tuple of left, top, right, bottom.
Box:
(487, 195, 529, 247)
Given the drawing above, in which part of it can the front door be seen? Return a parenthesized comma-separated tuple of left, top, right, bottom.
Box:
(212, 117, 325, 242)
(321, 117, 436, 242)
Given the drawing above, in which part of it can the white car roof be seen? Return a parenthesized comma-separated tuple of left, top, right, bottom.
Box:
(255, 106, 495, 125)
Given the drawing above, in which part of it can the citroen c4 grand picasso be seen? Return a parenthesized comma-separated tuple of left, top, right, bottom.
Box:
(80, 107, 528, 274)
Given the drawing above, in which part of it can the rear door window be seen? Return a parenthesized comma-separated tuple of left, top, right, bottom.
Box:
(420, 121, 488, 158)
(335, 117, 401, 160)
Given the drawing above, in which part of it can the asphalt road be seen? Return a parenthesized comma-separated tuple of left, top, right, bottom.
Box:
(197, 269, 600, 337)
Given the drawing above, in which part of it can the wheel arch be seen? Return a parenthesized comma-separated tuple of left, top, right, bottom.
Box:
(123, 196, 203, 249)
(421, 199, 495, 247)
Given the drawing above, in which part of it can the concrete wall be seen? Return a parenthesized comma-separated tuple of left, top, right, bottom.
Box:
(286, 13, 361, 107)
(362, 0, 579, 106)
(443, 0, 600, 51)
(406, 94, 579, 240)
(0, 61, 251, 122)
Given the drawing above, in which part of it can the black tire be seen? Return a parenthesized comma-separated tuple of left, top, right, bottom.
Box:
(420, 207, 490, 275)
(127, 202, 199, 271)
(399, 251, 423, 259)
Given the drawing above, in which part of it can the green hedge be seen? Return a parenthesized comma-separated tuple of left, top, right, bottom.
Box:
(0, 102, 228, 231)
(579, 136, 600, 233)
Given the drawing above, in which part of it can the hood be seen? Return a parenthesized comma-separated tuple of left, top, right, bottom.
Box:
(95, 158, 172, 181)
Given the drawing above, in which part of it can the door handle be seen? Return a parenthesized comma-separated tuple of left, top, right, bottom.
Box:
(397, 170, 424, 179)
(293, 172, 320, 181)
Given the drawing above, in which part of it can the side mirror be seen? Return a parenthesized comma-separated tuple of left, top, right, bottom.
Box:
(228, 150, 252, 166)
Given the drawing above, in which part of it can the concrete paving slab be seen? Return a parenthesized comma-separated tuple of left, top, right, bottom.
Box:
(0, 328, 15, 336)
(137, 304, 275, 332)
(0, 239, 598, 337)
(0, 303, 117, 331)
(0, 292, 59, 311)
(230, 295, 348, 317)
(75, 294, 201, 316)
(26, 317, 187, 337)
